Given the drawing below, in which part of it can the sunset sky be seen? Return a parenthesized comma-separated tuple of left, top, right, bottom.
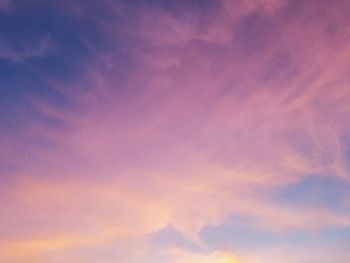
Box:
(1, 0, 350, 262)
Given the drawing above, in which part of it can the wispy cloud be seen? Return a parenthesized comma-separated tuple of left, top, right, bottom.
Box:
(0, 0, 14, 12)
(0, 35, 56, 63)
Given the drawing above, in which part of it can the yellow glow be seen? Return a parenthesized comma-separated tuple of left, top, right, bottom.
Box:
(175, 251, 241, 263)
(212, 253, 240, 263)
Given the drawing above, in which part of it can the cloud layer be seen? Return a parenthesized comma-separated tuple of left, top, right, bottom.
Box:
(1, 0, 350, 262)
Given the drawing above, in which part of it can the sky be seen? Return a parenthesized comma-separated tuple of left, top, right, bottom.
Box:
(0, 0, 350, 262)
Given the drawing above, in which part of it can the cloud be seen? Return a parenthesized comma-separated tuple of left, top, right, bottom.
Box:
(0, 0, 13, 12)
(1, 0, 350, 262)
(0, 35, 56, 63)
(172, 250, 242, 263)
(222, 0, 286, 17)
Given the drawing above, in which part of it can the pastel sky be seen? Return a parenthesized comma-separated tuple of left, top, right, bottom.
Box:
(1, 0, 350, 262)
